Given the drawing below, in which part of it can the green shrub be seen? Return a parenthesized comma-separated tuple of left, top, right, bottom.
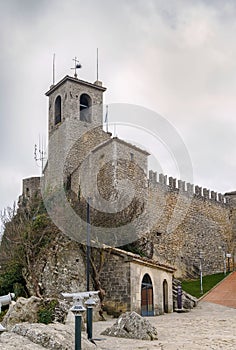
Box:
(37, 300, 59, 324)
(0, 262, 26, 297)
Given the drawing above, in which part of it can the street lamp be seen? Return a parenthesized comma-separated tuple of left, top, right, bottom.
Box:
(199, 251, 203, 295)
(219, 246, 226, 275)
(226, 253, 232, 273)
(86, 197, 91, 292)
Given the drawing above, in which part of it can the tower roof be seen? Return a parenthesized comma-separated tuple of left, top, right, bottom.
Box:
(91, 136, 150, 156)
(45, 75, 106, 96)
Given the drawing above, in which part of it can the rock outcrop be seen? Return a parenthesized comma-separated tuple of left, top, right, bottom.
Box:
(101, 311, 158, 340)
(0, 323, 97, 350)
(2, 296, 68, 328)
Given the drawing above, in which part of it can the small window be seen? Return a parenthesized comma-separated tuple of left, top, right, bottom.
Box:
(130, 153, 134, 161)
(65, 175, 71, 191)
(80, 93, 92, 122)
(55, 95, 61, 125)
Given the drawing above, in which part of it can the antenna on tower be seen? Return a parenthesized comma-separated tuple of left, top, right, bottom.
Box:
(52, 53, 56, 85)
(34, 135, 46, 174)
(96, 48, 99, 81)
(114, 123, 117, 137)
(71, 57, 82, 78)
(104, 104, 109, 133)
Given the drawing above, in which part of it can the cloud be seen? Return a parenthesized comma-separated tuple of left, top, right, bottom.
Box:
(0, 0, 235, 215)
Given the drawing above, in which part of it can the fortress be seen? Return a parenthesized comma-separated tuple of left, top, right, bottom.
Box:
(18, 71, 236, 316)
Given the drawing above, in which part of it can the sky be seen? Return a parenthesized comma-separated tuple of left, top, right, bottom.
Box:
(0, 0, 236, 226)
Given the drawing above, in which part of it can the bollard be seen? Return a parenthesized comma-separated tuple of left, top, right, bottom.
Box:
(177, 285, 182, 310)
(87, 307, 93, 340)
(85, 296, 96, 340)
(61, 291, 99, 348)
(70, 298, 86, 350)
(75, 314, 82, 350)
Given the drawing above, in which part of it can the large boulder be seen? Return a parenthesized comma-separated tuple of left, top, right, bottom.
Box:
(2, 297, 42, 328)
(101, 311, 158, 340)
(0, 331, 46, 350)
(2, 297, 68, 329)
(0, 323, 97, 350)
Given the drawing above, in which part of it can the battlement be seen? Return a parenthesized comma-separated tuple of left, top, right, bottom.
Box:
(148, 170, 229, 205)
(18, 177, 41, 208)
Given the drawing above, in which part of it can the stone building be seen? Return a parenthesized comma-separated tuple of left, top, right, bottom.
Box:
(18, 70, 236, 315)
(99, 247, 175, 316)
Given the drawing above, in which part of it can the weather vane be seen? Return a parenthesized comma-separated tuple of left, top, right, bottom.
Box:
(71, 57, 82, 78)
(34, 136, 46, 174)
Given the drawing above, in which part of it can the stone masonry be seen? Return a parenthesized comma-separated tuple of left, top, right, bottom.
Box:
(20, 73, 236, 283)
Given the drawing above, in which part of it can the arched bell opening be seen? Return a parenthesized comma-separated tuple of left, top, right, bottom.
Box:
(54, 95, 62, 125)
(80, 93, 92, 122)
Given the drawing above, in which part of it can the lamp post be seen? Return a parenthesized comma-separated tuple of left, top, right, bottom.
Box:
(86, 197, 91, 292)
(226, 253, 232, 273)
(219, 246, 226, 275)
(199, 251, 203, 295)
(223, 251, 227, 275)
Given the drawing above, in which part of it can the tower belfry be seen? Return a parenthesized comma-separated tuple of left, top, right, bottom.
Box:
(44, 60, 108, 189)
(45, 69, 106, 138)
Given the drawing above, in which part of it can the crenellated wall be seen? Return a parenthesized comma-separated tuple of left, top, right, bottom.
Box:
(149, 170, 229, 204)
(148, 171, 235, 278)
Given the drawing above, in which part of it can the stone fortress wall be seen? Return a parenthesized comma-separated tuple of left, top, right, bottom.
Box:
(148, 170, 235, 278)
(20, 166, 236, 280)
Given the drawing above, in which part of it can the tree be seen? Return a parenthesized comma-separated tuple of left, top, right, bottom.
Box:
(0, 197, 59, 297)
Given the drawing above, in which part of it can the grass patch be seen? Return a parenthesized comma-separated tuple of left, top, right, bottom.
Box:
(181, 272, 229, 299)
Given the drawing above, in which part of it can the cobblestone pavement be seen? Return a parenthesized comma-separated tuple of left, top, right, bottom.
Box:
(203, 272, 236, 308)
(93, 302, 236, 349)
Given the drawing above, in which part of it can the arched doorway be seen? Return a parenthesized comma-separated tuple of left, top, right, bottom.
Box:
(141, 274, 154, 316)
(163, 279, 168, 313)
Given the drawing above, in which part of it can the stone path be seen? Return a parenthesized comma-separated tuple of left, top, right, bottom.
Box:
(1, 300, 235, 349)
(203, 272, 236, 308)
(93, 301, 236, 349)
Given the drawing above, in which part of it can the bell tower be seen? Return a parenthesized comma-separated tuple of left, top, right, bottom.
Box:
(45, 75, 106, 138)
(43, 66, 109, 191)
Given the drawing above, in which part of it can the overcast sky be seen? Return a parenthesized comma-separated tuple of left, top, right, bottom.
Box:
(0, 0, 236, 224)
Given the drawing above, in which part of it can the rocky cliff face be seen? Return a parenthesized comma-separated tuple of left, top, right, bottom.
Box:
(0, 189, 90, 299)
(25, 233, 87, 298)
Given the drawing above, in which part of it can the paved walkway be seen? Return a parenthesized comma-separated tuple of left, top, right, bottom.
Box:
(93, 301, 236, 349)
(202, 272, 236, 308)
